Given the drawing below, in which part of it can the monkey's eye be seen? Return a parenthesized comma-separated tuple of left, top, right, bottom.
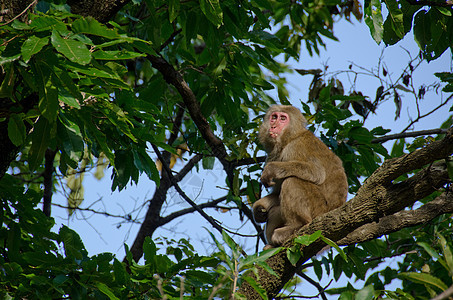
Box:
(280, 116, 287, 121)
(271, 114, 278, 120)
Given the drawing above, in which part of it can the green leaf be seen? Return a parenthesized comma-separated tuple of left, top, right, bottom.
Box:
(21, 36, 49, 62)
(320, 236, 348, 262)
(382, 0, 405, 45)
(222, 230, 241, 259)
(58, 91, 81, 109)
(38, 83, 58, 122)
(364, 0, 383, 44)
(348, 126, 374, 144)
(113, 258, 129, 286)
(418, 242, 446, 266)
(57, 121, 84, 163)
(168, 0, 180, 22)
(143, 236, 157, 264)
(59, 225, 88, 260)
(287, 246, 302, 266)
(52, 68, 82, 105)
(92, 50, 145, 60)
(202, 156, 215, 170)
(28, 118, 52, 170)
(95, 282, 120, 300)
(199, 0, 223, 28)
(132, 149, 160, 186)
(7, 114, 26, 146)
(438, 233, 453, 275)
(357, 145, 378, 174)
(239, 247, 281, 271)
(51, 30, 91, 65)
(294, 230, 322, 246)
(72, 17, 120, 39)
(398, 272, 448, 291)
(34, 59, 59, 122)
(63, 60, 124, 80)
(30, 15, 67, 32)
(356, 285, 375, 300)
(313, 258, 323, 280)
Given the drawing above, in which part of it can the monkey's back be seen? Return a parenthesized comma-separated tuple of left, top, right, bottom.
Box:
(281, 130, 348, 209)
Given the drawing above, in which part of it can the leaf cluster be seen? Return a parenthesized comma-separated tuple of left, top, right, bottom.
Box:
(364, 0, 453, 61)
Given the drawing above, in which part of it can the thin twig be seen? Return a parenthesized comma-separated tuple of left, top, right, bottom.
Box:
(0, 0, 37, 26)
(371, 128, 448, 143)
(402, 94, 453, 132)
(51, 202, 141, 223)
(151, 145, 224, 232)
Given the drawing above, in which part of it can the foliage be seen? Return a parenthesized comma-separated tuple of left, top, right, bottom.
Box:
(364, 0, 453, 61)
(0, 175, 281, 299)
(0, 0, 452, 298)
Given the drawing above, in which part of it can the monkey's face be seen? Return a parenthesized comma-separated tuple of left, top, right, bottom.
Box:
(268, 111, 289, 138)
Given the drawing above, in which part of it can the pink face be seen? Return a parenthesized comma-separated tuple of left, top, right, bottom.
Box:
(268, 111, 289, 138)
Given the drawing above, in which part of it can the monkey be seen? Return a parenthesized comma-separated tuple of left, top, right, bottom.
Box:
(252, 105, 348, 248)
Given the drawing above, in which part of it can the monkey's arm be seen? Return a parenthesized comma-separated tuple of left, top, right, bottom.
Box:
(261, 160, 326, 187)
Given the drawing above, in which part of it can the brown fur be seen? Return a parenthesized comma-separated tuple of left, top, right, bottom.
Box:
(253, 105, 348, 247)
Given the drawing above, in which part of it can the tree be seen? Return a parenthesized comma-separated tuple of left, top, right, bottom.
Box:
(1, 0, 452, 299)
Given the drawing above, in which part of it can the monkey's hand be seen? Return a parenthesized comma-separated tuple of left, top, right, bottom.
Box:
(261, 164, 276, 187)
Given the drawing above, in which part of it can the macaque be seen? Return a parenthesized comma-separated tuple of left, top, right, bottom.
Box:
(253, 105, 348, 248)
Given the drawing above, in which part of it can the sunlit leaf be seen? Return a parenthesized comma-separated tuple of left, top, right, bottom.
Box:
(59, 225, 88, 260)
(168, 0, 180, 22)
(21, 36, 49, 62)
(199, 0, 223, 28)
(398, 272, 448, 291)
(356, 285, 375, 300)
(51, 30, 91, 65)
(95, 282, 120, 300)
(72, 17, 120, 39)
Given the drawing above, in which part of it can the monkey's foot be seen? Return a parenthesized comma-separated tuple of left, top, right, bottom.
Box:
(271, 225, 301, 245)
(263, 244, 275, 250)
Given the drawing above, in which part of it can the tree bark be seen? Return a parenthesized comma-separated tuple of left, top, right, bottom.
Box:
(238, 128, 453, 299)
(66, 0, 131, 23)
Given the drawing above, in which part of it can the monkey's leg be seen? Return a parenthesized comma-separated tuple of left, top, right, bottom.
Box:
(264, 205, 285, 249)
(271, 178, 327, 246)
(252, 193, 279, 223)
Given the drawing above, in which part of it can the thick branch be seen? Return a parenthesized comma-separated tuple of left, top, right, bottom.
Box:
(369, 127, 453, 185)
(147, 55, 227, 160)
(338, 191, 453, 246)
(66, 0, 131, 23)
(43, 149, 57, 217)
(405, 0, 453, 7)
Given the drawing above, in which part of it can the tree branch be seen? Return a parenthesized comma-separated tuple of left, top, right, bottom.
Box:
(405, 0, 453, 7)
(337, 190, 453, 246)
(371, 128, 448, 144)
(67, 0, 131, 23)
(151, 144, 224, 234)
(158, 194, 237, 227)
(43, 149, 57, 217)
(146, 54, 234, 183)
(432, 284, 453, 300)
